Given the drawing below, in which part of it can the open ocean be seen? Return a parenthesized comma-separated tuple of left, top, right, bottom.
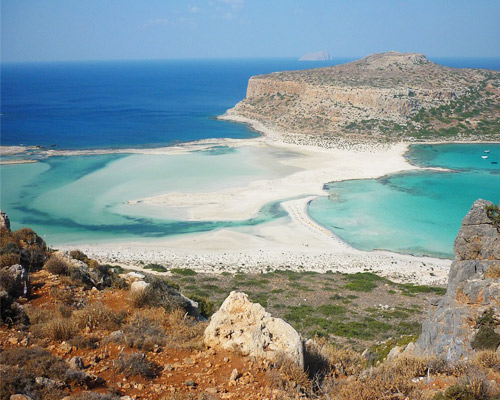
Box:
(1, 57, 499, 257)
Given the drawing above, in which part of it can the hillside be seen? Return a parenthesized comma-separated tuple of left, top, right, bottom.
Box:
(224, 52, 500, 145)
(2, 200, 500, 399)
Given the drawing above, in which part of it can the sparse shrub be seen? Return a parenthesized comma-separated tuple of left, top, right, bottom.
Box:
(74, 302, 126, 330)
(187, 294, 215, 318)
(170, 268, 197, 276)
(0, 347, 84, 383)
(44, 256, 70, 275)
(70, 249, 90, 264)
(472, 326, 500, 350)
(115, 352, 160, 379)
(40, 316, 77, 340)
(164, 308, 206, 350)
(119, 312, 166, 351)
(269, 352, 312, 396)
(144, 263, 168, 272)
(0, 253, 20, 268)
(131, 276, 190, 313)
(343, 272, 385, 292)
(473, 350, 500, 369)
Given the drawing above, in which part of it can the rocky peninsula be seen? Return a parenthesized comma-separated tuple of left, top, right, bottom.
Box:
(223, 52, 500, 146)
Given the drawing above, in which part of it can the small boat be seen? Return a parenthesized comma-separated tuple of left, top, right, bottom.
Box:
(492, 161, 498, 164)
(481, 155, 489, 159)
(484, 150, 490, 153)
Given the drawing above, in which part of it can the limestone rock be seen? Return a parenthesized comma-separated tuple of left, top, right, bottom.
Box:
(1, 210, 11, 231)
(130, 280, 149, 293)
(68, 356, 84, 370)
(1, 264, 28, 298)
(6, 264, 29, 297)
(204, 291, 304, 367)
(416, 199, 500, 361)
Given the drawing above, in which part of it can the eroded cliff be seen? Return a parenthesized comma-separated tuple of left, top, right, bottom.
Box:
(225, 52, 500, 144)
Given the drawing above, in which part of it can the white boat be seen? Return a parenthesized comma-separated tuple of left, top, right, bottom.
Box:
(481, 155, 489, 159)
(484, 150, 490, 153)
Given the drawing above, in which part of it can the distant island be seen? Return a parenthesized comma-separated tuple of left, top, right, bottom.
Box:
(223, 51, 500, 146)
(299, 50, 332, 61)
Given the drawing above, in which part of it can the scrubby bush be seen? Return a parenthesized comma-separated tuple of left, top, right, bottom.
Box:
(73, 302, 126, 331)
(115, 352, 160, 379)
(131, 276, 189, 313)
(44, 256, 70, 275)
(0, 227, 47, 272)
(120, 312, 167, 351)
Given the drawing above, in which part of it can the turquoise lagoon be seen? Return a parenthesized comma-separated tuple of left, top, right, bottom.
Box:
(0, 146, 296, 244)
(1, 143, 498, 258)
(308, 144, 500, 258)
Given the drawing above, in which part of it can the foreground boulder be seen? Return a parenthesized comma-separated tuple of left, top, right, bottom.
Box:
(204, 291, 304, 367)
(416, 199, 500, 361)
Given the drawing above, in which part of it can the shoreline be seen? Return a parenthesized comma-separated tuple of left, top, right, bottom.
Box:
(4, 116, 496, 284)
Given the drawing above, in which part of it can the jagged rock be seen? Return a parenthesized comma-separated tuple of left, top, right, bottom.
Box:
(204, 291, 304, 367)
(416, 199, 500, 361)
(0, 290, 29, 326)
(1, 210, 11, 231)
(3, 264, 29, 298)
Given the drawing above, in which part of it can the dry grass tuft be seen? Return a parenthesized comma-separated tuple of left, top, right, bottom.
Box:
(269, 352, 312, 397)
(472, 350, 500, 369)
(73, 302, 126, 331)
(164, 308, 207, 350)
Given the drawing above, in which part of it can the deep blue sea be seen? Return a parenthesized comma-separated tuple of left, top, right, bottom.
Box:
(1, 58, 351, 149)
(1, 57, 499, 256)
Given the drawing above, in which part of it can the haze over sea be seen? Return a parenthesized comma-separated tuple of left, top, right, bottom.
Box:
(1, 57, 499, 258)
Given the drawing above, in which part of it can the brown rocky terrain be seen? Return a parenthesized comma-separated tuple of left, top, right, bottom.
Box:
(2, 202, 500, 399)
(225, 52, 500, 145)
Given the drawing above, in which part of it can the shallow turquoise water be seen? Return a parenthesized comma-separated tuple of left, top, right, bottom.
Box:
(0, 147, 294, 244)
(308, 144, 500, 258)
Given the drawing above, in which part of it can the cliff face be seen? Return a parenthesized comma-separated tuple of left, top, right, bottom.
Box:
(416, 199, 500, 361)
(226, 52, 500, 143)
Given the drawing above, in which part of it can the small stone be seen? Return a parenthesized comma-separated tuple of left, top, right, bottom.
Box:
(184, 380, 196, 387)
(68, 356, 84, 370)
(206, 387, 218, 394)
(8, 337, 18, 345)
(10, 395, 33, 400)
(137, 383, 145, 390)
(229, 368, 240, 382)
(183, 357, 194, 365)
(164, 364, 174, 371)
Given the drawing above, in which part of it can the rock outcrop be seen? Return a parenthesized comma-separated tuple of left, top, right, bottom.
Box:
(204, 291, 304, 367)
(416, 199, 500, 361)
(224, 52, 500, 144)
(0, 210, 11, 231)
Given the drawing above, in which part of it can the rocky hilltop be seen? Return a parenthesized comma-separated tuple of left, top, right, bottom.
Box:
(416, 199, 500, 361)
(225, 52, 500, 145)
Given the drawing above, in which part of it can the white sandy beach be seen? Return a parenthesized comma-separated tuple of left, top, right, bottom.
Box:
(43, 115, 455, 285)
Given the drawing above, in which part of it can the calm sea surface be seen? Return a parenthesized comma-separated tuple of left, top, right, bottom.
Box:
(1, 58, 499, 256)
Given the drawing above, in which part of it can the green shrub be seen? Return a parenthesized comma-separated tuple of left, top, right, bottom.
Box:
(170, 268, 197, 276)
(343, 272, 385, 292)
(143, 263, 168, 272)
(471, 326, 500, 350)
(187, 294, 215, 318)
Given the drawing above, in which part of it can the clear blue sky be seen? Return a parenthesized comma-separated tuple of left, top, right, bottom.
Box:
(2, 0, 500, 62)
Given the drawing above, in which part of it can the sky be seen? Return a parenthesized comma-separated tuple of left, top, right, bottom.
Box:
(2, 0, 500, 62)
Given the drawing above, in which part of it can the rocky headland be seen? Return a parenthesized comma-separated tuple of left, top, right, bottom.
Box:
(223, 52, 500, 146)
